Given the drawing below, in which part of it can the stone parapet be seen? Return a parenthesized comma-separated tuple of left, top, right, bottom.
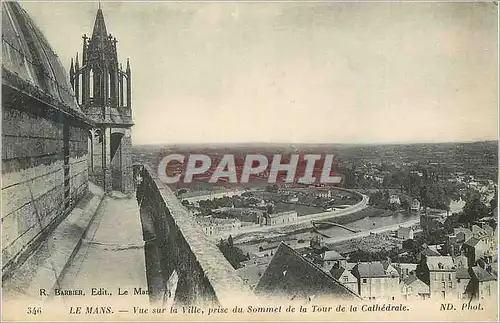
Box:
(137, 164, 254, 307)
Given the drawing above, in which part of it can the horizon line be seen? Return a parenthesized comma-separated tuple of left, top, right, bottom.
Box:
(132, 139, 499, 147)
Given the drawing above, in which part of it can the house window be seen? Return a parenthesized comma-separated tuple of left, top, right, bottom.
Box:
(363, 279, 367, 283)
(457, 279, 461, 283)
(408, 287, 412, 293)
(442, 291, 446, 299)
(448, 282, 453, 288)
(448, 274, 452, 280)
(343, 276, 349, 282)
(441, 282, 445, 288)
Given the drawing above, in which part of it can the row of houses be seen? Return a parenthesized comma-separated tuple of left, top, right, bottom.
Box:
(309, 247, 497, 301)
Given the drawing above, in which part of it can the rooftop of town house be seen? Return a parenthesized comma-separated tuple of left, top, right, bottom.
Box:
(454, 227, 473, 236)
(463, 237, 484, 248)
(351, 262, 388, 278)
(456, 268, 471, 280)
(254, 242, 360, 300)
(322, 250, 345, 261)
(401, 274, 419, 286)
(425, 256, 455, 271)
(329, 266, 354, 280)
(195, 217, 241, 226)
(420, 247, 441, 257)
(470, 266, 497, 282)
(471, 224, 488, 236)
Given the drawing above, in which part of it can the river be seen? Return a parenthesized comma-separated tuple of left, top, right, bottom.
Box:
(237, 199, 465, 255)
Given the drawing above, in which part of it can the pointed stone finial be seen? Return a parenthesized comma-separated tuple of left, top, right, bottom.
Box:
(75, 53, 79, 69)
(70, 58, 75, 87)
(126, 58, 130, 72)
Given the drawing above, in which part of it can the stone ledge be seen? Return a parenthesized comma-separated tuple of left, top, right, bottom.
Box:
(2, 182, 105, 301)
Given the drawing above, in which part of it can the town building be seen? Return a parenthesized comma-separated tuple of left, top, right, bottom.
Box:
(466, 266, 497, 300)
(397, 226, 414, 240)
(416, 246, 441, 263)
(455, 268, 471, 300)
(392, 263, 418, 280)
(462, 237, 488, 267)
(321, 250, 347, 269)
(330, 265, 358, 294)
(416, 256, 457, 300)
(264, 211, 298, 226)
(314, 188, 332, 199)
(351, 262, 400, 300)
(445, 227, 473, 256)
(453, 252, 469, 269)
(195, 217, 242, 237)
(389, 195, 401, 205)
(400, 275, 430, 300)
(254, 242, 360, 301)
(411, 199, 421, 211)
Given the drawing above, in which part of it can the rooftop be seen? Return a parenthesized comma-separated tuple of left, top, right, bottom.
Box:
(352, 262, 387, 278)
(470, 266, 496, 282)
(254, 242, 359, 300)
(426, 256, 455, 271)
(323, 250, 345, 261)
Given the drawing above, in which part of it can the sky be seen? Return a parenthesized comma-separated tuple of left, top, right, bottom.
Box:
(20, 1, 498, 145)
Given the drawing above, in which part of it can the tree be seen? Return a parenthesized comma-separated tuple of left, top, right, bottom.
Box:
(217, 238, 249, 269)
(265, 184, 279, 193)
(369, 191, 384, 206)
(460, 193, 489, 223)
(401, 199, 410, 211)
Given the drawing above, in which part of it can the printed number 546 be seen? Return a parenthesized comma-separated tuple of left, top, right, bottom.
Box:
(27, 307, 42, 315)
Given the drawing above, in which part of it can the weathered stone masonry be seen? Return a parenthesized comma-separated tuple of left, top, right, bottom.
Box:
(1, 2, 94, 278)
(136, 165, 253, 307)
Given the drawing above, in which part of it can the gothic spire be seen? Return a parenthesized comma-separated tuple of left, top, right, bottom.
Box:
(92, 7, 108, 41)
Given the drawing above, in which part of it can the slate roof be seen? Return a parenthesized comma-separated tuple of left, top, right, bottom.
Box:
(463, 237, 482, 248)
(456, 268, 471, 280)
(426, 256, 455, 271)
(352, 262, 387, 278)
(420, 247, 441, 257)
(323, 250, 345, 261)
(401, 275, 418, 285)
(330, 267, 349, 280)
(470, 266, 497, 282)
(254, 242, 360, 300)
